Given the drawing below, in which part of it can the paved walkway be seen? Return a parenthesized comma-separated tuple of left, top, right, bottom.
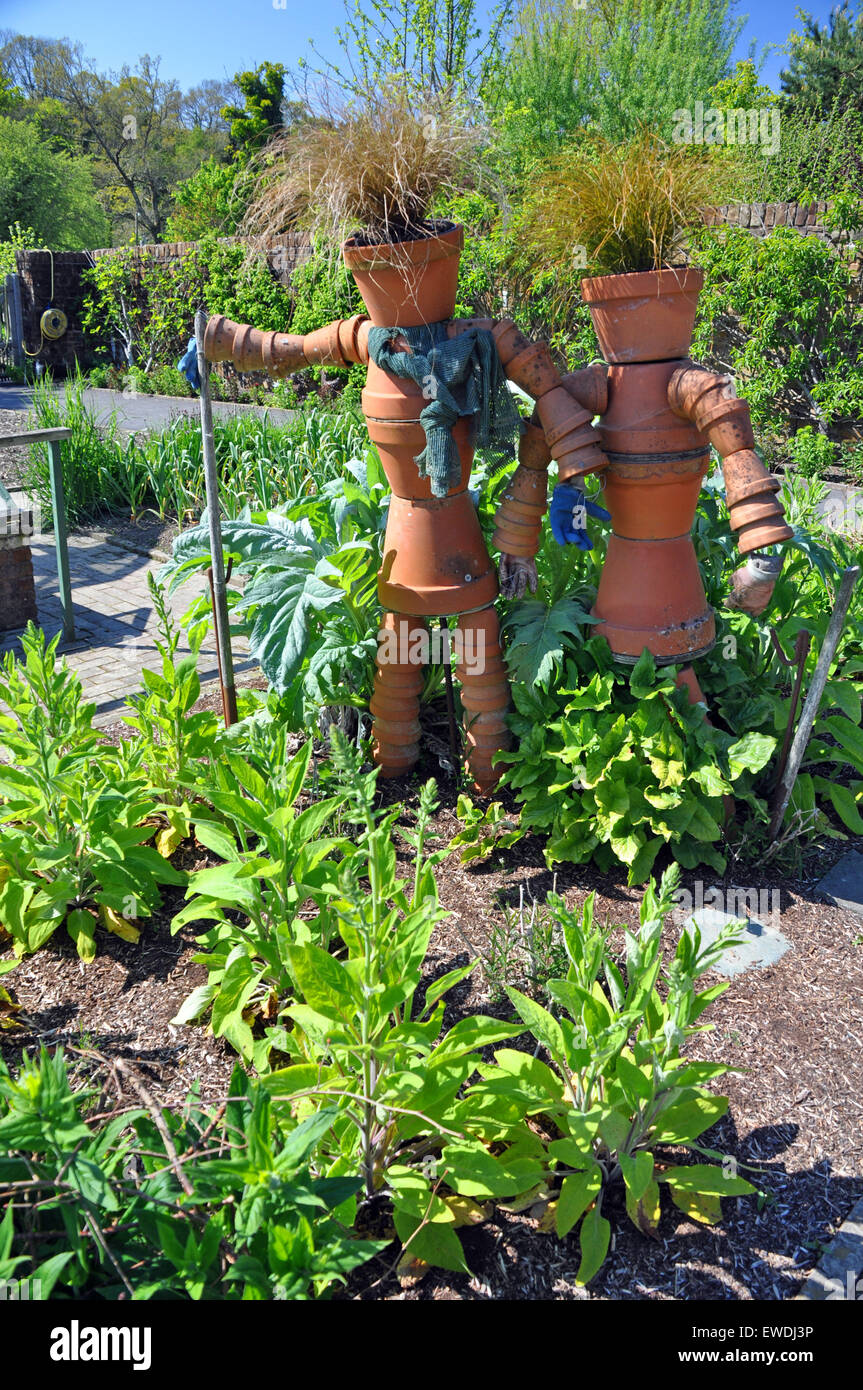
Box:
(0, 534, 254, 727)
(0, 385, 295, 434)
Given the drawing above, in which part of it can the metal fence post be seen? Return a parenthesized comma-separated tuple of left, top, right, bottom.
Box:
(47, 437, 75, 641)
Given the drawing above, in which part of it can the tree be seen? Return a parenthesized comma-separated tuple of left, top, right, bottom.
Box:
(0, 115, 109, 248)
(166, 157, 250, 240)
(781, 2, 863, 113)
(297, 0, 510, 102)
(0, 33, 230, 242)
(221, 63, 286, 153)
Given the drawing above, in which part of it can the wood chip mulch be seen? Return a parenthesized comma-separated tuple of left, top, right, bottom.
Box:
(2, 722, 862, 1301)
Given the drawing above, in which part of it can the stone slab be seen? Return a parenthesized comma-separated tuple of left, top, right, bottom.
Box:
(797, 1197, 863, 1300)
(686, 907, 792, 977)
(815, 851, 863, 919)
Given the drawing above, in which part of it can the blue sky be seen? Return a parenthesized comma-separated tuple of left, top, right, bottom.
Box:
(0, 0, 842, 94)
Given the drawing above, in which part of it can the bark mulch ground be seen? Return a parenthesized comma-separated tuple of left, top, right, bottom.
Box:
(2, 708, 861, 1301)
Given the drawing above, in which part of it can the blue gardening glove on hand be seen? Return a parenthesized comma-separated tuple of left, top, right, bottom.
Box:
(549, 483, 611, 549)
(177, 336, 200, 392)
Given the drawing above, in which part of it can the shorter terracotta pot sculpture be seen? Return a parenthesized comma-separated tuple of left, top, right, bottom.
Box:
(490, 267, 793, 674)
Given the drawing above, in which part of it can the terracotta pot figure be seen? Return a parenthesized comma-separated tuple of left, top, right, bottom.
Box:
(204, 224, 606, 792)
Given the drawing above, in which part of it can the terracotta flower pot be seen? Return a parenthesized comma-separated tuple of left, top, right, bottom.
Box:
(581, 268, 704, 364)
(593, 534, 715, 664)
(379, 492, 499, 616)
(342, 222, 463, 327)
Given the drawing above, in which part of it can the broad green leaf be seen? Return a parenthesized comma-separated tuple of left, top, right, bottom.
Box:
(504, 987, 564, 1061)
(556, 1165, 602, 1238)
(576, 1201, 611, 1285)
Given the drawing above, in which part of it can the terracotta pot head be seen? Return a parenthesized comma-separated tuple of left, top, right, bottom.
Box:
(342, 223, 463, 327)
(581, 268, 704, 364)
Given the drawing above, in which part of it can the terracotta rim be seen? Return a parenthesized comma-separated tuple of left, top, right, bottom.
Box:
(343, 222, 464, 272)
(580, 267, 704, 304)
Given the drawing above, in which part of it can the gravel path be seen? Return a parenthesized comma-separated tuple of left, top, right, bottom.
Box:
(0, 404, 32, 492)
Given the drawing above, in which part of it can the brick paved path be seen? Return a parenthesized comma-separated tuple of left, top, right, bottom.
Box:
(0, 534, 253, 726)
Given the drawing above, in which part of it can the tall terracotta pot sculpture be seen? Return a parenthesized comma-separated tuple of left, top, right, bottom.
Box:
(204, 225, 608, 792)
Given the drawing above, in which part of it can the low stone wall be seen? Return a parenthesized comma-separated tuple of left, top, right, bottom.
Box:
(14, 232, 312, 375)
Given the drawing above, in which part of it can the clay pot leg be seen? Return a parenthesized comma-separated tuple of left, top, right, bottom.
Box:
(455, 606, 511, 794)
(370, 612, 427, 778)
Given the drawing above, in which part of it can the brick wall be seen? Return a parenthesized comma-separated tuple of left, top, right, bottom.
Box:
(0, 529, 38, 633)
(14, 232, 312, 375)
(704, 201, 862, 270)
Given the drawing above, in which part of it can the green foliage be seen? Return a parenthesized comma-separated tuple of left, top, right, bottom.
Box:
(166, 156, 249, 240)
(202, 235, 293, 334)
(506, 866, 755, 1281)
(22, 370, 131, 526)
(221, 63, 285, 153)
(0, 626, 183, 959)
(0, 1048, 383, 1299)
(80, 245, 207, 372)
(691, 226, 863, 435)
(302, 0, 508, 101)
(729, 98, 863, 202)
(487, 0, 742, 171)
(0, 115, 109, 249)
(780, 3, 863, 114)
(287, 243, 365, 400)
(785, 425, 837, 478)
(499, 644, 775, 885)
(122, 574, 220, 801)
(169, 737, 349, 1065)
(161, 447, 388, 723)
(0, 219, 38, 275)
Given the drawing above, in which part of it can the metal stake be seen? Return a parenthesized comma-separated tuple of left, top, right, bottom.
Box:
(195, 308, 237, 726)
(768, 564, 860, 840)
(47, 437, 74, 642)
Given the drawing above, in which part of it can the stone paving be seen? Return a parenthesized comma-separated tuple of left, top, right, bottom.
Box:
(0, 532, 253, 727)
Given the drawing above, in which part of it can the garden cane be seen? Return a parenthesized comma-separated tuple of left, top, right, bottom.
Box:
(195, 308, 237, 727)
(768, 564, 861, 841)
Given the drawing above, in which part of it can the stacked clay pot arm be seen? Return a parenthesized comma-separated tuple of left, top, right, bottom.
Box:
(490, 320, 610, 560)
(667, 364, 793, 554)
(203, 313, 371, 376)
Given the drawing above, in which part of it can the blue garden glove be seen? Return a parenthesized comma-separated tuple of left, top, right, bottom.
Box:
(177, 336, 200, 391)
(549, 483, 611, 549)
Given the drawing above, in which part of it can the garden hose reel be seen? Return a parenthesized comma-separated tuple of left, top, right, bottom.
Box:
(40, 307, 68, 340)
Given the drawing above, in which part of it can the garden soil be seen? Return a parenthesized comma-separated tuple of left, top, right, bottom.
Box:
(2, 688, 861, 1302)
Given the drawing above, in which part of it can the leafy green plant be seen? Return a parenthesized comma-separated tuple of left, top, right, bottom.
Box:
(0, 626, 183, 959)
(499, 643, 775, 884)
(261, 734, 545, 1276)
(0, 1048, 382, 1300)
(122, 573, 220, 802)
(170, 738, 348, 1067)
(504, 865, 755, 1284)
(162, 450, 387, 724)
(691, 225, 863, 437)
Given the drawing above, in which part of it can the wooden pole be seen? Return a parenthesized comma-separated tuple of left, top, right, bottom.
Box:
(195, 309, 237, 726)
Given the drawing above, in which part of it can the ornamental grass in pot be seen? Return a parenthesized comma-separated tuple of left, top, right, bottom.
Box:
(242, 87, 480, 324)
(519, 131, 723, 363)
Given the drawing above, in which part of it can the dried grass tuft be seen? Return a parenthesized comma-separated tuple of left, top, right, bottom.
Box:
(242, 86, 481, 250)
